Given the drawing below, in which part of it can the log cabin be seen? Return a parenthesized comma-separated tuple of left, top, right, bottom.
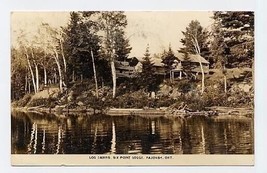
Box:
(170, 53, 210, 80)
(115, 53, 209, 79)
(151, 53, 209, 80)
(115, 57, 142, 78)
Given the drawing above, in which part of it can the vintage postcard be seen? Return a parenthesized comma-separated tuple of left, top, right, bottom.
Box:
(11, 11, 254, 166)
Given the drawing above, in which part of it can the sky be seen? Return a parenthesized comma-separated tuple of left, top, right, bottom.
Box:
(11, 11, 213, 57)
(125, 11, 213, 57)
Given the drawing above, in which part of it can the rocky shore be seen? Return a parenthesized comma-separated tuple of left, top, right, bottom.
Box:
(12, 105, 253, 120)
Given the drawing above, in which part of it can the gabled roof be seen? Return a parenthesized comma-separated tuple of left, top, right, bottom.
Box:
(115, 60, 141, 71)
(115, 60, 129, 67)
(131, 53, 209, 69)
(149, 53, 209, 67)
(175, 52, 210, 64)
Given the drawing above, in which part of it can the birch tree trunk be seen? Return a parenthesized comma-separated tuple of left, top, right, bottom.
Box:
(104, 21, 117, 99)
(53, 50, 63, 93)
(192, 35, 205, 94)
(198, 59, 205, 94)
(224, 75, 227, 93)
(72, 71, 75, 82)
(54, 72, 57, 84)
(43, 66, 47, 87)
(223, 65, 227, 93)
(90, 48, 99, 98)
(25, 75, 28, 93)
(23, 46, 36, 93)
(33, 61, 39, 92)
(111, 49, 116, 98)
(28, 80, 31, 93)
(30, 48, 39, 92)
(59, 39, 67, 73)
(59, 38, 67, 88)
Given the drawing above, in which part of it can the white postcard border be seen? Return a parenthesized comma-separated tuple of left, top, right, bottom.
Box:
(1, 0, 266, 173)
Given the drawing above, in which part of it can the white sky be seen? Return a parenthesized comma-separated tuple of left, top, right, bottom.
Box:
(11, 11, 213, 57)
(126, 11, 213, 57)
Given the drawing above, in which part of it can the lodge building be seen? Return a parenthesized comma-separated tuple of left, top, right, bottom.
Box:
(115, 53, 209, 80)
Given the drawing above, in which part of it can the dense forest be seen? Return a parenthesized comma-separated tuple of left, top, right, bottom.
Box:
(11, 11, 254, 112)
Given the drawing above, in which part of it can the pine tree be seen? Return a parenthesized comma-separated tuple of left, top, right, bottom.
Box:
(161, 44, 177, 73)
(140, 44, 156, 92)
(210, 23, 228, 68)
(64, 12, 102, 81)
(210, 11, 254, 92)
(114, 30, 132, 61)
(213, 12, 254, 68)
(11, 47, 28, 100)
(179, 20, 209, 94)
(99, 11, 128, 98)
(210, 22, 228, 92)
(161, 45, 177, 81)
(63, 12, 82, 81)
(179, 20, 210, 58)
(63, 12, 104, 97)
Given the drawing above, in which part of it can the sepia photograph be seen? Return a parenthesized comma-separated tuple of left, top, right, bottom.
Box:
(11, 11, 254, 165)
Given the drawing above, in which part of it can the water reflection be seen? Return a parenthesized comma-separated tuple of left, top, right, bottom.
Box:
(11, 111, 253, 154)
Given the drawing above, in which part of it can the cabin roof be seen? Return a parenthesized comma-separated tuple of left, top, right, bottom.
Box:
(150, 53, 209, 67)
(115, 60, 140, 71)
(175, 52, 210, 64)
(117, 53, 209, 70)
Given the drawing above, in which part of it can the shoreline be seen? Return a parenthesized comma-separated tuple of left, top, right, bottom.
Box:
(11, 106, 253, 120)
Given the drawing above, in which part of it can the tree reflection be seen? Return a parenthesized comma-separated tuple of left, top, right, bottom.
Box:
(11, 111, 253, 154)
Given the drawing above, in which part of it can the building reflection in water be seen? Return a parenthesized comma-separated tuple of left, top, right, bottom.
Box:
(11, 111, 253, 154)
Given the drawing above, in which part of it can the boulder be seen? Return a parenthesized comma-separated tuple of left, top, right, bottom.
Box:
(77, 101, 84, 106)
(158, 84, 172, 96)
(238, 84, 252, 93)
(151, 91, 156, 99)
(169, 89, 181, 99)
(67, 91, 74, 102)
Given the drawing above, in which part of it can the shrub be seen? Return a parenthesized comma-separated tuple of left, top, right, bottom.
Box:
(27, 98, 48, 107)
(174, 79, 196, 93)
(109, 90, 150, 108)
(26, 97, 58, 108)
(154, 96, 176, 108)
(13, 94, 32, 107)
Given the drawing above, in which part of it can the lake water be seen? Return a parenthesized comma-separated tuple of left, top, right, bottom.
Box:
(11, 111, 253, 154)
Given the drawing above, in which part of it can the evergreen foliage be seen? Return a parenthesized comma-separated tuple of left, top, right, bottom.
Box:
(179, 20, 210, 58)
(114, 30, 132, 61)
(212, 12, 254, 68)
(161, 45, 177, 72)
(139, 44, 157, 92)
(64, 12, 102, 81)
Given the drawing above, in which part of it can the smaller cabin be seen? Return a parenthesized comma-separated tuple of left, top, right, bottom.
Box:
(175, 53, 209, 74)
(149, 53, 209, 80)
(151, 58, 166, 75)
(168, 53, 209, 80)
(115, 57, 142, 78)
